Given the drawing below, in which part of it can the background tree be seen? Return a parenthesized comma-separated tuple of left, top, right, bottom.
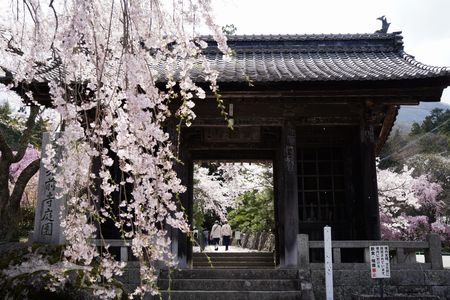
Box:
(227, 188, 274, 233)
(222, 24, 237, 35)
(0, 102, 47, 149)
(379, 107, 450, 232)
(410, 108, 450, 138)
(377, 165, 450, 247)
(0, 101, 44, 241)
(380, 108, 450, 170)
(407, 154, 450, 221)
(193, 162, 273, 231)
(378, 129, 408, 170)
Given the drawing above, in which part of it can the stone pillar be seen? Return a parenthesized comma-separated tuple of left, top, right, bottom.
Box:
(281, 121, 299, 267)
(297, 234, 310, 269)
(360, 109, 381, 240)
(425, 233, 443, 270)
(33, 132, 66, 244)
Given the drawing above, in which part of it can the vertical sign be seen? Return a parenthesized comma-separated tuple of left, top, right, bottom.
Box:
(370, 245, 391, 278)
(33, 132, 65, 244)
(324, 226, 334, 300)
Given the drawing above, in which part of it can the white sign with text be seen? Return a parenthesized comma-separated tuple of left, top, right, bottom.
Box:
(370, 245, 391, 278)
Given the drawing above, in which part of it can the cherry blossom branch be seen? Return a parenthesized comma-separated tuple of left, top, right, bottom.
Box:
(12, 104, 39, 163)
(48, 0, 58, 49)
(1, 0, 229, 297)
(9, 158, 40, 211)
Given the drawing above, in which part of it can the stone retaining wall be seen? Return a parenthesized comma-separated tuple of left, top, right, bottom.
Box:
(119, 261, 450, 299)
(311, 269, 450, 299)
(239, 231, 275, 252)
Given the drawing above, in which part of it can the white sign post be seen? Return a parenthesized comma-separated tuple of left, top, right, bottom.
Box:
(370, 245, 390, 298)
(324, 226, 333, 300)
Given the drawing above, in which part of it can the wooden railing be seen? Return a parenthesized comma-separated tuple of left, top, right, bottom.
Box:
(297, 233, 444, 270)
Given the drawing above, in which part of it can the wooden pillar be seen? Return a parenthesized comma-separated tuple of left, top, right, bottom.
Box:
(175, 145, 192, 268)
(360, 107, 381, 240)
(281, 121, 299, 267)
(168, 122, 192, 268)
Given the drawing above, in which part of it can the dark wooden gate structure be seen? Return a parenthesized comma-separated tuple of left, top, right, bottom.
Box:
(174, 33, 450, 268)
(4, 31, 449, 269)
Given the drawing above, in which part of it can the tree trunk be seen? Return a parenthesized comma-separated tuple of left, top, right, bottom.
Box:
(0, 205, 20, 241)
(0, 160, 13, 241)
(0, 159, 40, 241)
(0, 103, 40, 241)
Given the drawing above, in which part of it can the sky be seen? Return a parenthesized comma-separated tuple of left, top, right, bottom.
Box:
(211, 0, 450, 103)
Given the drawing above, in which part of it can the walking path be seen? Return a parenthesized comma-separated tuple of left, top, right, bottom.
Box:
(193, 245, 261, 253)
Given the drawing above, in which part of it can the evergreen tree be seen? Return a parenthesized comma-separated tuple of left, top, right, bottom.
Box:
(227, 188, 274, 233)
(410, 108, 450, 144)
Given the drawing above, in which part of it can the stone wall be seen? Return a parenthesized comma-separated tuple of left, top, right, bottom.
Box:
(240, 231, 275, 252)
(311, 269, 450, 299)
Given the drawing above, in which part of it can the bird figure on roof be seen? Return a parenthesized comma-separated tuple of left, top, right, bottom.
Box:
(375, 16, 390, 34)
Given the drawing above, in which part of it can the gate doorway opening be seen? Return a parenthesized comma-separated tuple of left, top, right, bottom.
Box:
(190, 160, 277, 268)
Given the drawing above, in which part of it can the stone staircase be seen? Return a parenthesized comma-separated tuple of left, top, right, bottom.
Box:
(192, 251, 275, 268)
(154, 268, 313, 300)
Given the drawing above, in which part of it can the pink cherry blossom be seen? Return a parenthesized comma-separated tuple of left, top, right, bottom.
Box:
(194, 162, 272, 221)
(377, 165, 449, 242)
(9, 145, 40, 181)
(0, 0, 229, 297)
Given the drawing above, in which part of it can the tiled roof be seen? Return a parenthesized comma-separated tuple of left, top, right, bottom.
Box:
(195, 33, 450, 83)
(34, 58, 63, 82)
(5, 33, 449, 85)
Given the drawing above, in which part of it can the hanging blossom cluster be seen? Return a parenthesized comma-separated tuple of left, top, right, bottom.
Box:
(377, 165, 450, 242)
(194, 162, 272, 221)
(0, 0, 229, 298)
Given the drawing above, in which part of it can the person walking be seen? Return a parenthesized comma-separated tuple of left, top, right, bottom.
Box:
(210, 221, 222, 251)
(221, 221, 232, 251)
(202, 229, 209, 246)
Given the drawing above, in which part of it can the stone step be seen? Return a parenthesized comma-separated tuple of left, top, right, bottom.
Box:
(158, 279, 299, 291)
(193, 252, 274, 257)
(194, 258, 274, 262)
(193, 262, 275, 269)
(146, 269, 312, 300)
(159, 269, 301, 280)
(193, 257, 275, 265)
(151, 290, 304, 300)
(193, 255, 274, 260)
(192, 253, 275, 268)
(192, 265, 275, 269)
(352, 296, 439, 300)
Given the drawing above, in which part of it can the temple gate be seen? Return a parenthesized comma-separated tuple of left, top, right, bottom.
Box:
(172, 33, 450, 268)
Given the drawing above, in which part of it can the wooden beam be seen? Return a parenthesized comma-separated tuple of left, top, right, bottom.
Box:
(376, 105, 399, 155)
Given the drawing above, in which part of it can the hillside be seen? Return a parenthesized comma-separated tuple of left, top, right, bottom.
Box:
(394, 102, 450, 133)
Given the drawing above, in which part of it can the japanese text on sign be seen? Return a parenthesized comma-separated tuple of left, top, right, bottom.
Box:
(370, 245, 391, 278)
(40, 170, 55, 236)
